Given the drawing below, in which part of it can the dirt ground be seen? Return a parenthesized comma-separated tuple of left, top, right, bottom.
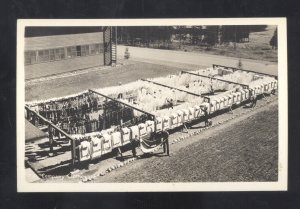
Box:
(93, 102, 278, 183)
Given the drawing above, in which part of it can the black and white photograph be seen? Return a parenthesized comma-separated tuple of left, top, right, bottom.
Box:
(17, 19, 287, 192)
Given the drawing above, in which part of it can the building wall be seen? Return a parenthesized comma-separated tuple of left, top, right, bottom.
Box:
(25, 32, 108, 80)
(25, 32, 104, 51)
(25, 54, 104, 80)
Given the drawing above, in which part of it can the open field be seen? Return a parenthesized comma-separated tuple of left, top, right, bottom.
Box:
(25, 61, 201, 101)
(95, 102, 278, 182)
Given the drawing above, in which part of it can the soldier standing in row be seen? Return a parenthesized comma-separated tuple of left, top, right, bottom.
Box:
(249, 90, 258, 108)
(131, 134, 139, 157)
(200, 104, 208, 127)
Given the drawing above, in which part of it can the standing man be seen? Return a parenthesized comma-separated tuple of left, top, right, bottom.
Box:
(131, 134, 139, 157)
(250, 90, 257, 108)
(200, 105, 210, 127)
(161, 131, 170, 156)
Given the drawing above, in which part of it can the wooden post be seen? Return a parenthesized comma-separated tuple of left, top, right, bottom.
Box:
(48, 124, 53, 153)
(71, 139, 76, 170)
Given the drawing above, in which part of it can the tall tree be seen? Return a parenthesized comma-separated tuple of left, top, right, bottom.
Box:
(205, 26, 219, 47)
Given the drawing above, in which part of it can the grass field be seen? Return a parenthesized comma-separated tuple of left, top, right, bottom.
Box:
(25, 61, 200, 101)
(95, 103, 278, 182)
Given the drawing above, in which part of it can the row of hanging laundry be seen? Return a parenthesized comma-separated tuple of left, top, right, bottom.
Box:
(76, 78, 278, 162)
(36, 99, 131, 127)
(57, 107, 145, 135)
(76, 120, 155, 161)
(34, 92, 100, 112)
(59, 119, 100, 135)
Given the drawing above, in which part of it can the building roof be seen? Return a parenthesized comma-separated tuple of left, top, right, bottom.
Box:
(25, 27, 104, 37)
(25, 32, 103, 51)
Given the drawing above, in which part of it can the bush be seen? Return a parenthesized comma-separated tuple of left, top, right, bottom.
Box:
(124, 48, 130, 59)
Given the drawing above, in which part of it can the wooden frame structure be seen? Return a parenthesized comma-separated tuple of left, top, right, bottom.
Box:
(141, 78, 211, 103)
(212, 64, 278, 80)
(181, 70, 250, 89)
(25, 105, 77, 169)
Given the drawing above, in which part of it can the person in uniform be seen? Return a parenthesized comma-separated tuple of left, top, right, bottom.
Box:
(200, 105, 210, 127)
(161, 131, 170, 156)
(250, 90, 257, 108)
(131, 134, 139, 157)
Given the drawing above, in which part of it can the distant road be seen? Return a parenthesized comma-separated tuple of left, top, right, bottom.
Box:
(117, 45, 278, 76)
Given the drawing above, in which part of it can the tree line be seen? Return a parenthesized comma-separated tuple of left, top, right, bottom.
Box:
(116, 25, 276, 49)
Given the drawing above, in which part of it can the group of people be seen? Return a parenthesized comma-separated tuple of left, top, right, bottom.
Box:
(117, 131, 170, 160)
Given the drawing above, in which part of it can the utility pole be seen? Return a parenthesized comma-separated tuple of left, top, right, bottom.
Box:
(115, 26, 117, 64)
(234, 25, 237, 50)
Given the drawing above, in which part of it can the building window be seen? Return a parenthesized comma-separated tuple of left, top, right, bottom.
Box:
(55, 48, 65, 60)
(60, 48, 65, 59)
(25, 51, 37, 65)
(38, 50, 44, 62)
(76, 46, 81, 56)
(66, 47, 71, 58)
(95, 44, 100, 54)
(67, 46, 77, 58)
(25, 42, 103, 65)
(38, 50, 50, 63)
(90, 44, 96, 55)
(71, 46, 77, 57)
(44, 50, 49, 62)
(55, 48, 60, 60)
(25, 52, 31, 65)
(81, 45, 89, 56)
(49, 49, 55, 61)
(99, 43, 104, 53)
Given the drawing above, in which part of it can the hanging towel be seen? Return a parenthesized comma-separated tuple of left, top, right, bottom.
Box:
(182, 109, 189, 122)
(194, 105, 201, 118)
(232, 93, 238, 104)
(91, 137, 102, 159)
(236, 92, 242, 103)
(130, 125, 140, 140)
(227, 95, 233, 106)
(240, 90, 246, 101)
(102, 133, 112, 154)
(111, 131, 122, 148)
(155, 117, 163, 132)
(188, 107, 195, 120)
(121, 127, 131, 145)
(244, 89, 250, 99)
(170, 113, 178, 128)
(210, 101, 216, 113)
(177, 110, 184, 124)
(138, 123, 147, 138)
(145, 120, 155, 133)
(79, 141, 91, 161)
(163, 116, 170, 130)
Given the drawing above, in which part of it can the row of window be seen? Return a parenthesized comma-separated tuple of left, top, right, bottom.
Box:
(25, 43, 104, 65)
